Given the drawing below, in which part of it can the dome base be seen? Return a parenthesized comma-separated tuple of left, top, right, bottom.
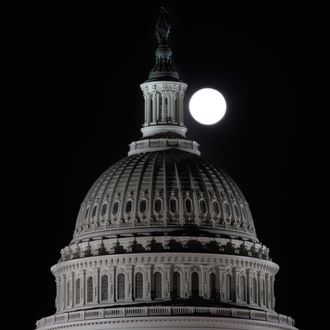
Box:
(36, 306, 297, 330)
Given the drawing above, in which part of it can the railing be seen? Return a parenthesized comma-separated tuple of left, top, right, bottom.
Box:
(36, 306, 295, 328)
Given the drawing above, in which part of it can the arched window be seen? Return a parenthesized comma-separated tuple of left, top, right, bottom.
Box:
(101, 275, 109, 301)
(252, 277, 258, 304)
(75, 278, 80, 305)
(139, 200, 147, 213)
(87, 276, 93, 303)
(224, 202, 231, 217)
(92, 205, 97, 218)
(209, 273, 216, 299)
(117, 273, 125, 300)
(213, 201, 220, 215)
(225, 274, 232, 300)
(112, 202, 119, 215)
(154, 272, 162, 298)
(191, 272, 199, 298)
(101, 203, 107, 217)
(135, 272, 143, 299)
(240, 276, 247, 302)
(154, 199, 162, 213)
(170, 199, 177, 213)
(185, 199, 192, 213)
(199, 200, 207, 214)
(66, 280, 70, 306)
(173, 272, 180, 298)
(125, 200, 132, 213)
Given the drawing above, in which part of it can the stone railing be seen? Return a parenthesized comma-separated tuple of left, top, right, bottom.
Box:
(36, 306, 295, 328)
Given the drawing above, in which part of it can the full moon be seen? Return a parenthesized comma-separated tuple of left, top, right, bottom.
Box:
(189, 88, 227, 125)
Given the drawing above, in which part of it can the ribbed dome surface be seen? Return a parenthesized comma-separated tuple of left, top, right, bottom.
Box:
(73, 150, 257, 243)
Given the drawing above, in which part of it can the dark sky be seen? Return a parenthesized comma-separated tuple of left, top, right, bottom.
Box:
(19, 1, 312, 329)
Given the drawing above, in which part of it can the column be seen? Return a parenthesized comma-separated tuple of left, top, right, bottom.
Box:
(171, 93, 176, 122)
(152, 92, 156, 123)
(144, 94, 147, 125)
(126, 265, 133, 301)
(164, 264, 172, 299)
(62, 274, 67, 309)
(219, 267, 226, 302)
(270, 276, 275, 309)
(179, 93, 184, 124)
(265, 273, 269, 308)
(144, 264, 152, 300)
(55, 277, 60, 312)
(161, 93, 166, 121)
(232, 267, 239, 303)
(257, 271, 261, 306)
(246, 269, 252, 304)
(83, 270, 86, 305)
(95, 268, 100, 303)
(202, 268, 207, 298)
(70, 272, 75, 308)
(156, 93, 159, 123)
(183, 265, 190, 298)
(146, 94, 151, 124)
(109, 266, 115, 303)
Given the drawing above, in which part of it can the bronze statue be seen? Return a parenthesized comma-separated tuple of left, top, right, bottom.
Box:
(155, 7, 171, 45)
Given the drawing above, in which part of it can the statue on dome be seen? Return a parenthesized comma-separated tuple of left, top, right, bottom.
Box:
(155, 7, 171, 45)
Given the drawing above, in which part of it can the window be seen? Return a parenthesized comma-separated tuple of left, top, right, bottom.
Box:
(135, 273, 143, 299)
(101, 275, 109, 301)
(224, 202, 231, 217)
(213, 201, 220, 215)
(139, 200, 147, 213)
(101, 203, 107, 217)
(199, 200, 207, 214)
(185, 199, 192, 213)
(234, 205, 240, 218)
(92, 205, 97, 218)
(117, 273, 125, 300)
(252, 278, 257, 304)
(209, 273, 216, 299)
(154, 272, 162, 298)
(112, 202, 119, 215)
(225, 274, 232, 300)
(87, 277, 93, 303)
(154, 199, 162, 213)
(170, 198, 177, 213)
(125, 200, 132, 213)
(173, 272, 180, 298)
(240, 276, 247, 302)
(75, 278, 80, 305)
(191, 272, 199, 298)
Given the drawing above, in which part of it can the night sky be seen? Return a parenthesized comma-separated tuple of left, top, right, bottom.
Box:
(20, 2, 312, 329)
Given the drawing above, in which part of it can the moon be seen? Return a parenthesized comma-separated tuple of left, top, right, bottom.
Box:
(189, 88, 227, 125)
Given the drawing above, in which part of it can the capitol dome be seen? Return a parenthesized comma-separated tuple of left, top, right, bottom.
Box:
(73, 150, 256, 243)
(36, 8, 298, 330)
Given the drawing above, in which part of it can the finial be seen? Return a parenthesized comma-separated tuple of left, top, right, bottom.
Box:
(155, 7, 171, 45)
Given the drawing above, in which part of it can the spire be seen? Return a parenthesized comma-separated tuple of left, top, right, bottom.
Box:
(147, 7, 180, 82)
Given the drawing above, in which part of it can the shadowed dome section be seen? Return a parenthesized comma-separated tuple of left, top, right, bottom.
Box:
(72, 150, 257, 243)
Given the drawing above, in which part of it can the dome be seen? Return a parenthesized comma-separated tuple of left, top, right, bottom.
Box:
(73, 150, 257, 243)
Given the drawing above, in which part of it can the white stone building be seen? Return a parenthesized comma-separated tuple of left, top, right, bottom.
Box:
(36, 9, 298, 330)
